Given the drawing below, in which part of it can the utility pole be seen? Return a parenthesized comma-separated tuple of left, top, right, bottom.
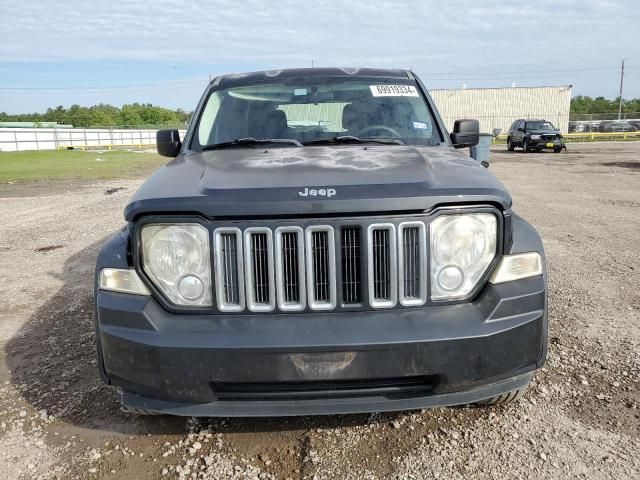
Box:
(617, 59, 625, 120)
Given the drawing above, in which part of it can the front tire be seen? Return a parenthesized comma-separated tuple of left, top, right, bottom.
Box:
(476, 385, 528, 405)
(507, 138, 515, 151)
(521, 139, 528, 152)
(553, 147, 562, 153)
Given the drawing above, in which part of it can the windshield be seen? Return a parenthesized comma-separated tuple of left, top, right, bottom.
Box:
(192, 79, 441, 150)
(525, 121, 555, 130)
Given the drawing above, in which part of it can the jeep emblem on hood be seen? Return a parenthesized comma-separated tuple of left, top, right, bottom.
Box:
(298, 187, 336, 198)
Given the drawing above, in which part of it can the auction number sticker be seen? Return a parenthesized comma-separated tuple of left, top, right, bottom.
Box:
(370, 85, 419, 97)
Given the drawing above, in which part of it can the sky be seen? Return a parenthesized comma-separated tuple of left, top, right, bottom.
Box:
(1, 0, 639, 114)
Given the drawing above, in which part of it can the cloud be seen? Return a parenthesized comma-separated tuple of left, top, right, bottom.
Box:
(1, 0, 638, 69)
(1, 0, 639, 112)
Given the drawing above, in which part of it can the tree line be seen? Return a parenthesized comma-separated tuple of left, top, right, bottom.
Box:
(2, 96, 640, 127)
(570, 96, 640, 114)
(0, 103, 190, 128)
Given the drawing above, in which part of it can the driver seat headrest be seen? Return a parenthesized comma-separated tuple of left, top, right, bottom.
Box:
(342, 103, 361, 131)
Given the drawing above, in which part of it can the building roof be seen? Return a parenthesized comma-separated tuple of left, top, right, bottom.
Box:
(428, 85, 572, 92)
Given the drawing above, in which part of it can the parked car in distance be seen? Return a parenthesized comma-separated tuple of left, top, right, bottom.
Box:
(599, 121, 638, 133)
(627, 120, 640, 130)
(568, 121, 594, 133)
(94, 67, 548, 417)
(507, 119, 564, 153)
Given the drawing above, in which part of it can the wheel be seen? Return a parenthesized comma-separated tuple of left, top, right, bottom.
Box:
(521, 139, 528, 152)
(507, 138, 514, 151)
(476, 385, 528, 405)
(553, 147, 562, 153)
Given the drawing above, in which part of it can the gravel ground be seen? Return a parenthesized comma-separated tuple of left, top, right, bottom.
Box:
(0, 142, 638, 479)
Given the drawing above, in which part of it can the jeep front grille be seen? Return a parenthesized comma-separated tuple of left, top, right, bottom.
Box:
(275, 227, 305, 311)
(341, 227, 361, 304)
(211, 221, 432, 312)
(398, 222, 427, 306)
(306, 226, 336, 310)
(368, 224, 397, 308)
(244, 228, 275, 312)
(213, 228, 244, 311)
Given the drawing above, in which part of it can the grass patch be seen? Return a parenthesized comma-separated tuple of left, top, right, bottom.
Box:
(0, 149, 169, 183)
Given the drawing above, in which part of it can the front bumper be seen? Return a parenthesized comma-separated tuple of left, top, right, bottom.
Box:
(96, 275, 547, 416)
(529, 137, 563, 149)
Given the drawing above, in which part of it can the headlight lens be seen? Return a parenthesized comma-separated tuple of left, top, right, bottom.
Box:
(141, 224, 212, 306)
(430, 213, 497, 300)
(531, 134, 541, 140)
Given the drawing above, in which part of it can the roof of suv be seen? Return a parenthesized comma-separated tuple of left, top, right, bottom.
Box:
(213, 67, 413, 88)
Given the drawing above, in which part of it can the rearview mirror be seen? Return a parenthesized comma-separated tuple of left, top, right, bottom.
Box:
(157, 129, 182, 157)
(450, 119, 479, 149)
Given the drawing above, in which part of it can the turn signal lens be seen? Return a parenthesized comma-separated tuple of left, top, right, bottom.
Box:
(99, 268, 150, 295)
(489, 252, 543, 284)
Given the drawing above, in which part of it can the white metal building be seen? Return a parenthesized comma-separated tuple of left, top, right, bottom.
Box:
(429, 85, 572, 134)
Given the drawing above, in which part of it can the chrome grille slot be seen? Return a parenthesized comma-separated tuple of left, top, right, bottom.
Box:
(305, 226, 336, 310)
(244, 228, 275, 312)
(341, 227, 361, 304)
(275, 227, 306, 311)
(213, 228, 245, 311)
(398, 222, 427, 306)
(367, 224, 397, 308)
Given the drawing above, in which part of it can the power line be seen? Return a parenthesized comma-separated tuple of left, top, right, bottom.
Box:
(0, 65, 637, 93)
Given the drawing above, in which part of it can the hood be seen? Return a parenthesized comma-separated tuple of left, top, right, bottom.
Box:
(124, 145, 511, 220)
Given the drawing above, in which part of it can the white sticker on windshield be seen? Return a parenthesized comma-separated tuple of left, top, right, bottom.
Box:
(370, 85, 418, 97)
(413, 121, 429, 129)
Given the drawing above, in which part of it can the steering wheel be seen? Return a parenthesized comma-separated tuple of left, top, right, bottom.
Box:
(356, 125, 402, 139)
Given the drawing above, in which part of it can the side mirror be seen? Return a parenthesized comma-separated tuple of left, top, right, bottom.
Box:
(450, 119, 479, 149)
(157, 129, 182, 157)
(517, 127, 525, 132)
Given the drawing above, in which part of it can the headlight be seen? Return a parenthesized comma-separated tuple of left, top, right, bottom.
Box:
(430, 213, 497, 300)
(530, 134, 541, 140)
(141, 223, 212, 306)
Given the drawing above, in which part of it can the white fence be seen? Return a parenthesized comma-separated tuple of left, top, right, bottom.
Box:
(0, 127, 186, 152)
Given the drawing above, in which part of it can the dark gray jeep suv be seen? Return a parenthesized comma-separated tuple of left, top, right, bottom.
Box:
(95, 68, 547, 416)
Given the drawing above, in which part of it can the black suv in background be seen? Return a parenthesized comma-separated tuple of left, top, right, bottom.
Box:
(507, 119, 564, 153)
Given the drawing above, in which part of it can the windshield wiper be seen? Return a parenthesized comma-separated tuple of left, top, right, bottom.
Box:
(201, 137, 302, 151)
(302, 135, 404, 146)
